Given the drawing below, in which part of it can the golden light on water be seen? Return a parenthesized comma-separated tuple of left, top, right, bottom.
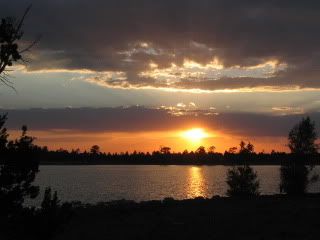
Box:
(181, 128, 209, 143)
(187, 166, 207, 198)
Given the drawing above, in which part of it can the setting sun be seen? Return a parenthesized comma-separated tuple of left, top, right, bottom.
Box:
(181, 128, 209, 142)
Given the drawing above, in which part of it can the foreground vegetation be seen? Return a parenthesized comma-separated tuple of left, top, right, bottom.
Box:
(51, 195, 320, 240)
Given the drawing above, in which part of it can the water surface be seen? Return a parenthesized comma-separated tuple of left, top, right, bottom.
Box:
(33, 165, 320, 204)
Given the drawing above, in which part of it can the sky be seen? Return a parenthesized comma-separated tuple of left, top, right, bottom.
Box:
(1, 0, 320, 153)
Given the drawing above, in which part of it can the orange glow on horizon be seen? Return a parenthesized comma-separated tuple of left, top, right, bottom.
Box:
(9, 129, 289, 154)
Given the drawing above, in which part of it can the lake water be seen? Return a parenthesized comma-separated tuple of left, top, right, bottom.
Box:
(33, 165, 320, 204)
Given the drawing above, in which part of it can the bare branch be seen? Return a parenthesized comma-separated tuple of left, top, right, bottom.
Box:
(0, 75, 17, 92)
(19, 35, 41, 54)
(0, 5, 37, 91)
(15, 4, 32, 36)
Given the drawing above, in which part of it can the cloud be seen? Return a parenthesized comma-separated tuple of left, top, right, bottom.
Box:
(271, 106, 304, 115)
(2, 0, 320, 91)
(1, 107, 319, 137)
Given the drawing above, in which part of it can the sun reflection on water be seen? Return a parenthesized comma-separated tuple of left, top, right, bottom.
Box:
(187, 167, 208, 199)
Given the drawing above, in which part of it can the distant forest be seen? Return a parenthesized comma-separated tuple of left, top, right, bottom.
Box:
(3, 143, 319, 165)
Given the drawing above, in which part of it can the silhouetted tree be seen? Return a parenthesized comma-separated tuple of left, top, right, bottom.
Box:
(39, 187, 65, 238)
(288, 117, 318, 154)
(0, 116, 71, 239)
(160, 146, 171, 154)
(239, 141, 246, 152)
(280, 117, 319, 195)
(226, 141, 260, 196)
(0, 114, 8, 153)
(280, 164, 310, 195)
(0, 6, 37, 88)
(0, 124, 39, 219)
(239, 141, 254, 154)
(196, 146, 206, 155)
(247, 142, 254, 153)
(90, 145, 100, 155)
(208, 145, 216, 153)
(42, 187, 59, 211)
(226, 166, 260, 197)
(227, 146, 237, 154)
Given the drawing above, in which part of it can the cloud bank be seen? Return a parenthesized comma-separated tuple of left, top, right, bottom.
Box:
(2, 0, 320, 91)
(2, 107, 319, 137)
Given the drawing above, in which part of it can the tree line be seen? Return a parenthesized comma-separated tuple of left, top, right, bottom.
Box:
(4, 142, 317, 165)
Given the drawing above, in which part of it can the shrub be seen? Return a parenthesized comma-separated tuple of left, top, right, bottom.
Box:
(226, 166, 260, 197)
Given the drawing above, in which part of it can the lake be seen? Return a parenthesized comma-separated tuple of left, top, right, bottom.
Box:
(33, 165, 320, 204)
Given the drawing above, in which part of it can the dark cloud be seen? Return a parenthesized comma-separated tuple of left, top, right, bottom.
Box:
(175, 75, 320, 91)
(2, 0, 320, 90)
(1, 107, 319, 137)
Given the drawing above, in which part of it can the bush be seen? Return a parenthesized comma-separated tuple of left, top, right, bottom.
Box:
(226, 166, 260, 197)
(36, 187, 72, 239)
(280, 117, 319, 195)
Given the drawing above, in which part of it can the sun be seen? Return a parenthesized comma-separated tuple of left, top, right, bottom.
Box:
(182, 128, 209, 142)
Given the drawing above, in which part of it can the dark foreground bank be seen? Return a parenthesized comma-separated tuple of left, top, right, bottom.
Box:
(53, 195, 320, 240)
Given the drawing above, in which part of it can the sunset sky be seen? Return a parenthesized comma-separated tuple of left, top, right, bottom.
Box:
(1, 1, 320, 153)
